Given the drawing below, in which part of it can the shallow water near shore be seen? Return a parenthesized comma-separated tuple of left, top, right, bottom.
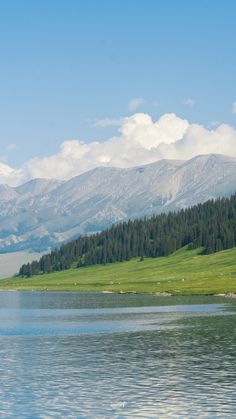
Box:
(0, 291, 236, 418)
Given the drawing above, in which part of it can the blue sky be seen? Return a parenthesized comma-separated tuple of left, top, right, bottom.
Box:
(0, 0, 236, 180)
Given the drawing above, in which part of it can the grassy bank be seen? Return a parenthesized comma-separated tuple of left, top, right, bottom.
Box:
(1, 247, 236, 295)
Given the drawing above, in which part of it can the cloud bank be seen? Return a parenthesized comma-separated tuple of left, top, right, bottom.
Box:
(2, 112, 236, 186)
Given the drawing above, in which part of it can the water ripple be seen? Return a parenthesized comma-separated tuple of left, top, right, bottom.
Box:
(0, 292, 235, 418)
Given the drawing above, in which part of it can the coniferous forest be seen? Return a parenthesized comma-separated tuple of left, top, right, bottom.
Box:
(19, 194, 236, 277)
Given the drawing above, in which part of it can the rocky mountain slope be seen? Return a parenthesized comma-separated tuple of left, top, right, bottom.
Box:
(0, 154, 236, 252)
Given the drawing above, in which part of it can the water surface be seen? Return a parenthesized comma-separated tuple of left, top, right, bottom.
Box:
(0, 291, 236, 418)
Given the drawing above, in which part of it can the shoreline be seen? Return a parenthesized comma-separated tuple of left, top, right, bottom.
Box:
(0, 287, 236, 299)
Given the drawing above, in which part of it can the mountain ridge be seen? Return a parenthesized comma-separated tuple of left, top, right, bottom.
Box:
(0, 153, 236, 252)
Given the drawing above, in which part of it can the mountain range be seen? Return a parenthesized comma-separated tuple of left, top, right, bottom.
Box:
(0, 153, 236, 253)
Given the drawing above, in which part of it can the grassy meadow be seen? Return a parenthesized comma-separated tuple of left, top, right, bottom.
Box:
(1, 246, 236, 295)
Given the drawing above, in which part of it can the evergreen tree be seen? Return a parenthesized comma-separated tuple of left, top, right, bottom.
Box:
(18, 193, 236, 276)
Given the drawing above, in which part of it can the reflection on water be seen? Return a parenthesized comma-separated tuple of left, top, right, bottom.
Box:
(0, 292, 236, 418)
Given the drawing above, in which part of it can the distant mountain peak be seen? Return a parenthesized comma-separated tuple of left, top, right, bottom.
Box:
(15, 178, 63, 196)
(0, 184, 19, 201)
(0, 153, 236, 252)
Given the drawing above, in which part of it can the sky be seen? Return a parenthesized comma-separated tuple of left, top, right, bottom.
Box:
(0, 0, 236, 185)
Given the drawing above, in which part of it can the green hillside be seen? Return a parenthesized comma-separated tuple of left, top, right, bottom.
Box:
(19, 193, 236, 278)
(2, 247, 236, 295)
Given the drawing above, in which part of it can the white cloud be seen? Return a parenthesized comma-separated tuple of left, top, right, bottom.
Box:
(2, 112, 236, 187)
(92, 117, 123, 127)
(183, 98, 195, 106)
(119, 113, 188, 150)
(128, 98, 145, 112)
(232, 101, 236, 114)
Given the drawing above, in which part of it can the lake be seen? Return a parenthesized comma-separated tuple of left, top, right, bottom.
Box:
(0, 291, 236, 418)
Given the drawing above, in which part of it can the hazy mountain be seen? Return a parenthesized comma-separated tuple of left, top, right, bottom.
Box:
(0, 184, 19, 201)
(0, 154, 236, 252)
(15, 178, 63, 197)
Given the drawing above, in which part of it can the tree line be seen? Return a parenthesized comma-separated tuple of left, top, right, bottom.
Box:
(19, 194, 236, 277)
